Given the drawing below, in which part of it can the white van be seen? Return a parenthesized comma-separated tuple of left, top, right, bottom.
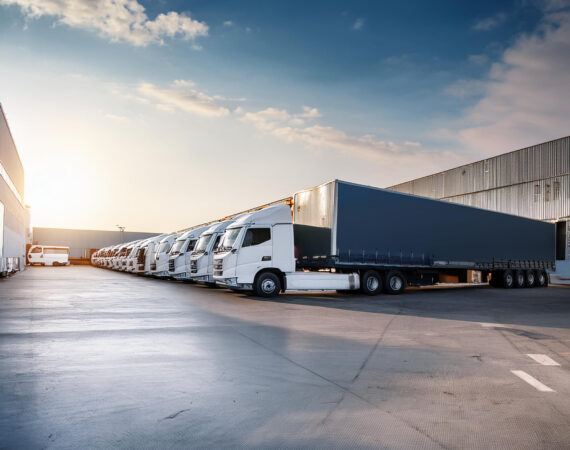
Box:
(28, 245, 70, 266)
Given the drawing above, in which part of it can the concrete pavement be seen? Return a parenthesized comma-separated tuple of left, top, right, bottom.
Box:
(1, 266, 569, 448)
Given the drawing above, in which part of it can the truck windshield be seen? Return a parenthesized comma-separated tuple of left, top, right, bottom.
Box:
(218, 228, 242, 251)
(170, 240, 186, 255)
(157, 241, 172, 254)
(194, 234, 213, 254)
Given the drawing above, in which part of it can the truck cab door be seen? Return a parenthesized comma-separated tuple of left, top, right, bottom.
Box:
(236, 227, 272, 284)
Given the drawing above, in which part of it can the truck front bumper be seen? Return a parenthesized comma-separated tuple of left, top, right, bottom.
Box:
(215, 277, 252, 290)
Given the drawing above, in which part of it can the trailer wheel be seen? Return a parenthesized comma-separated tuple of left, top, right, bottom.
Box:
(384, 270, 406, 295)
(525, 270, 536, 288)
(536, 270, 548, 288)
(254, 272, 281, 298)
(361, 270, 383, 296)
(514, 270, 525, 288)
(502, 270, 514, 289)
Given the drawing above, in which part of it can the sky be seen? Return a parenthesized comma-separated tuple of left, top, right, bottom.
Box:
(0, 0, 569, 232)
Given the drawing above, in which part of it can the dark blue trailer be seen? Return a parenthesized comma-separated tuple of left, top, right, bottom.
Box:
(293, 180, 555, 293)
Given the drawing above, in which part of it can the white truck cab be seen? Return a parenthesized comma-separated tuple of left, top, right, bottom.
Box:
(125, 241, 144, 272)
(152, 233, 180, 277)
(28, 245, 71, 266)
(168, 225, 211, 280)
(212, 205, 359, 296)
(133, 235, 165, 275)
(190, 220, 235, 284)
(119, 241, 140, 271)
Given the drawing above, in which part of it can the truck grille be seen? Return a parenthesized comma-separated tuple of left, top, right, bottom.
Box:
(190, 260, 197, 274)
(169, 259, 175, 272)
(213, 259, 223, 277)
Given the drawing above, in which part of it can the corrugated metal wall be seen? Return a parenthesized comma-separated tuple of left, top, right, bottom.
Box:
(388, 136, 570, 222)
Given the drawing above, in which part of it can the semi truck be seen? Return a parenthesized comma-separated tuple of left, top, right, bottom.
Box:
(190, 220, 236, 285)
(152, 233, 180, 277)
(213, 180, 555, 297)
(135, 235, 166, 275)
(168, 225, 211, 280)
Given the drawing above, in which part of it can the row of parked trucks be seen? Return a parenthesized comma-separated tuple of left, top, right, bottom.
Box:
(92, 180, 556, 297)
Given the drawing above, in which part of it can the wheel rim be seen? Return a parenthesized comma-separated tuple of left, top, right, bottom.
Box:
(367, 276, 379, 291)
(527, 273, 535, 285)
(505, 274, 513, 287)
(517, 274, 524, 285)
(390, 276, 403, 291)
(538, 273, 545, 285)
(261, 278, 276, 294)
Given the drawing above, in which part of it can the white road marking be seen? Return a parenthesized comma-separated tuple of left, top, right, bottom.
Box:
(480, 323, 501, 328)
(511, 370, 555, 392)
(526, 354, 560, 366)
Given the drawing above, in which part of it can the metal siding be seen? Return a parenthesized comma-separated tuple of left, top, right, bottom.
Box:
(387, 136, 570, 222)
(335, 181, 554, 265)
(32, 228, 160, 259)
(293, 181, 336, 229)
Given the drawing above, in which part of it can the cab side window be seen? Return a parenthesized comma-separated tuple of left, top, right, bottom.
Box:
(242, 228, 271, 247)
(31, 247, 42, 254)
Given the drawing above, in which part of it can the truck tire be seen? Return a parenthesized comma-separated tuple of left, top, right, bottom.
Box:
(502, 270, 514, 289)
(254, 272, 281, 298)
(514, 270, 525, 288)
(384, 270, 406, 295)
(536, 270, 548, 288)
(525, 270, 536, 288)
(361, 270, 383, 296)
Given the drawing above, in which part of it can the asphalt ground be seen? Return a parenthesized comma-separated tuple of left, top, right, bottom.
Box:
(1, 266, 569, 449)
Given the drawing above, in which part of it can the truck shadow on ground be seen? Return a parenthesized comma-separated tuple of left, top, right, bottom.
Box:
(226, 283, 570, 330)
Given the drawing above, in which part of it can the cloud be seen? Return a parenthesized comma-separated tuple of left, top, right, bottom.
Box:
(242, 106, 458, 164)
(242, 107, 291, 130)
(241, 106, 322, 130)
(0, 0, 208, 46)
(299, 106, 322, 119)
(172, 79, 195, 88)
(137, 82, 230, 117)
(444, 79, 487, 99)
(468, 54, 489, 65)
(472, 13, 507, 31)
(452, 7, 570, 155)
(223, 20, 233, 26)
(353, 18, 364, 30)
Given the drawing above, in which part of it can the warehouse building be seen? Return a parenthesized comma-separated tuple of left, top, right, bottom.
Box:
(32, 228, 159, 262)
(387, 136, 570, 266)
(0, 104, 30, 276)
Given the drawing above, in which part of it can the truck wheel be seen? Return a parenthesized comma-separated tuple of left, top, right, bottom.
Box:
(361, 270, 383, 296)
(514, 270, 525, 288)
(502, 270, 514, 289)
(535, 270, 546, 287)
(536, 270, 548, 288)
(525, 270, 536, 288)
(384, 270, 406, 295)
(254, 272, 281, 298)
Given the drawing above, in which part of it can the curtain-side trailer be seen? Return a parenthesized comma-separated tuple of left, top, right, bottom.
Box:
(213, 180, 555, 297)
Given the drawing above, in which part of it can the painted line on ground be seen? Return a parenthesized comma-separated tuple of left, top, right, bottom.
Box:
(527, 354, 560, 366)
(511, 370, 555, 392)
(480, 323, 501, 328)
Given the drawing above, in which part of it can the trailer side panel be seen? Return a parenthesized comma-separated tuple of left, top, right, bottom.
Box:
(334, 181, 554, 266)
